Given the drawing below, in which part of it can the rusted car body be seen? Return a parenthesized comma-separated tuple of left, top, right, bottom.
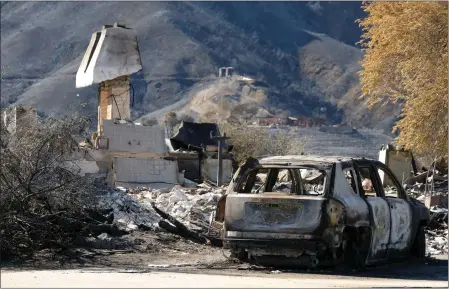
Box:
(214, 155, 430, 268)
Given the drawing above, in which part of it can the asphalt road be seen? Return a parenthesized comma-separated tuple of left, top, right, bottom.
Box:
(2, 256, 448, 288)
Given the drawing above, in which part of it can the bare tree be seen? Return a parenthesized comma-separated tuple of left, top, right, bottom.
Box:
(164, 111, 181, 137)
(219, 121, 307, 165)
(0, 113, 111, 260)
(141, 117, 158, 127)
(179, 113, 194, 123)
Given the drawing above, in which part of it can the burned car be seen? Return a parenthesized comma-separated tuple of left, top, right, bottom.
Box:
(214, 155, 430, 268)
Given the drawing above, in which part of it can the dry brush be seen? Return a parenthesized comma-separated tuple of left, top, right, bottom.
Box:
(0, 114, 114, 261)
(219, 122, 307, 165)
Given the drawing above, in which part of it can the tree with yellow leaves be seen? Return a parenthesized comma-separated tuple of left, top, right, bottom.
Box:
(357, 1, 448, 158)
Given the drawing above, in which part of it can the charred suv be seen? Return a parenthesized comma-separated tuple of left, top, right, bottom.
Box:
(214, 156, 430, 268)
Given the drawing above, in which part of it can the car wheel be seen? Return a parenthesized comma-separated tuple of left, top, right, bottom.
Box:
(412, 225, 426, 259)
(230, 248, 247, 261)
(344, 235, 366, 271)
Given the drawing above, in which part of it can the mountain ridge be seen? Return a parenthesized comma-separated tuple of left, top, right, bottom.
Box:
(0, 1, 399, 132)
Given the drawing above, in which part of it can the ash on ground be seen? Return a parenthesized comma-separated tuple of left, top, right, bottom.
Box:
(98, 185, 224, 234)
(425, 206, 448, 256)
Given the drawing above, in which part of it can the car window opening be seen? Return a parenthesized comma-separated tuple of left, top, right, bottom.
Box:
(343, 169, 358, 195)
(358, 166, 378, 197)
(377, 167, 401, 199)
(237, 167, 327, 196)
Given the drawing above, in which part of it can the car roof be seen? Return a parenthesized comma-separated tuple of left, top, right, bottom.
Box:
(259, 155, 377, 166)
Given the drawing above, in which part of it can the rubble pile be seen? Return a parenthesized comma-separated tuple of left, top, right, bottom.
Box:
(405, 157, 447, 199)
(403, 165, 448, 256)
(425, 206, 448, 256)
(148, 186, 224, 231)
(98, 188, 161, 232)
(98, 185, 225, 236)
(407, 181, 448, 203)
(405, 173, 448, 202)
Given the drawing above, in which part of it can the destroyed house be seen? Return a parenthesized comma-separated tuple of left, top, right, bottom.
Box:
(72, 22, 236, 188)
(257, 117, 290, 126)
(169, 121, 235, 184)
(170, 121, 231, 152)
(294, 117, 327, 127)
(256, 116, 327, 127)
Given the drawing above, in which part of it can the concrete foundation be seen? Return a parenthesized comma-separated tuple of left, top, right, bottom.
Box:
(70, 147, 110, 174)
(110, 157, 179, 188)
(203, 159, 233, 184)
(170, 152, 201, 182)
(102, 120, 166, 155)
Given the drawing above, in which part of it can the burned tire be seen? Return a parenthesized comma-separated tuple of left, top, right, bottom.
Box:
(230, 248, 247, 262)
(411, 225, 426, 259)
(343, 232, 367, 271)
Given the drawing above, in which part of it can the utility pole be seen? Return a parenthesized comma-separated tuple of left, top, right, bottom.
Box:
(210, 131, 230, 186)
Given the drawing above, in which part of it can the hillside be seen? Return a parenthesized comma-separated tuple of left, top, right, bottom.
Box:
(0, 1, 399, 131)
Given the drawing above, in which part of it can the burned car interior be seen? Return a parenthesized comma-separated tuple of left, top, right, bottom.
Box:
(357, 164, 404, 199)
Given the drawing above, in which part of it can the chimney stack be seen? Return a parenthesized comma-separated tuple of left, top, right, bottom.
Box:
(76, 23, 142, 134)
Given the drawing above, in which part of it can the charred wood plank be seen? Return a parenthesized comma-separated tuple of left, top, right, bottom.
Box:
(151, 202, 207, 244)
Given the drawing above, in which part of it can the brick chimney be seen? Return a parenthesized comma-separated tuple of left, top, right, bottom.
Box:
(97, 75, 131, 134)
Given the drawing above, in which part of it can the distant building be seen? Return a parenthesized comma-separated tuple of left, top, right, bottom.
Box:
(256, 116, 326, 127)
(218, 67, 234, 78)
(1, 106, 37, 134)
(256, 117, 289, 126)
(294, 116, 326, 127)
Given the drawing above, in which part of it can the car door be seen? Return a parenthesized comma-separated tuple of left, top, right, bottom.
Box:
(354, 163, 391, 263)
(373, 163, 414, 259)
